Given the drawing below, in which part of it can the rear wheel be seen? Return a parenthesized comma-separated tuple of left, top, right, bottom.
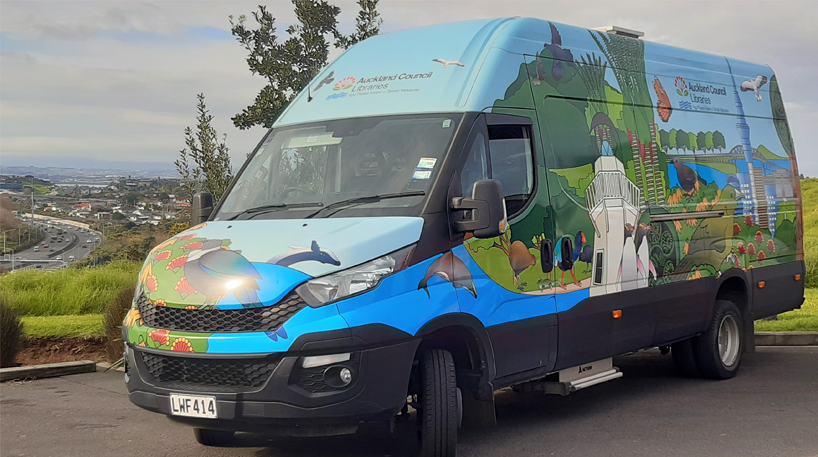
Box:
(419, 349, 459, 457)
(193, 428, 235, 446)
(694, 300, 743, 379)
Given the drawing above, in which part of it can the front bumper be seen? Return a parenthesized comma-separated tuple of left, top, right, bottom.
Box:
(125, 338, 419, 431)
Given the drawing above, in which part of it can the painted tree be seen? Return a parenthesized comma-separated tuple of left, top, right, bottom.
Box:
(669, 129, 678, 153)
(705, 131, 714, 152)
(659, 129, 670, 153)
(713, 130, 726, 152)
(175, 93, 233, 204)
(676, 129, 689, 153)
(229, 0, 382, 129)
(575, 53, 608, 116)
(688, 132, 698, 152)
(697, 131, 707, 154)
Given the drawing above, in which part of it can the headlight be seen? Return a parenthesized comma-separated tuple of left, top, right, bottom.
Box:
(297, 244, 415, 307)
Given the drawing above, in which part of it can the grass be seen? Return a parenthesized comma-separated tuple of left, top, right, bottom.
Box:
(20, 314, 104, 339)
(754, 288, 818, 332)
(0, 260, 140, 316)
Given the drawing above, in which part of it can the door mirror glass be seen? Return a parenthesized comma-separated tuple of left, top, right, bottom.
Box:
(451, 179, 508, 239)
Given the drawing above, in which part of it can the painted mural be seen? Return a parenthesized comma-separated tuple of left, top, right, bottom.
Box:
(465, 22, 799, 297)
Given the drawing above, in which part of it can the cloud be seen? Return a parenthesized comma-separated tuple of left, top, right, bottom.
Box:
(1, 0, 817, 175)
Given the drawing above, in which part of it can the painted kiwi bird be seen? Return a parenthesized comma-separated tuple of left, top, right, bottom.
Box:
(183, 239, 263, 308)
(418, 251, 477, 298)
(555, 231, 585, 288)
(509, 240, 537, 285)
(671, 158, 706, 194)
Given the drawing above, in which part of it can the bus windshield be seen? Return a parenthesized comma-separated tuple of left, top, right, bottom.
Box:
(215, 114, 461, 220)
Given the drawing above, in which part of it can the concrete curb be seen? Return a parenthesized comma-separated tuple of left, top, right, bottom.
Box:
(755, 332, 818, 346)
(0, 360, 97, 382)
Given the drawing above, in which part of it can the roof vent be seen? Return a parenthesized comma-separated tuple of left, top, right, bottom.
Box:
(592, 26, 644, 39)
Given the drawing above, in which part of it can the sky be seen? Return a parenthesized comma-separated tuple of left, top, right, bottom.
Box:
(1, 0, 816, 175)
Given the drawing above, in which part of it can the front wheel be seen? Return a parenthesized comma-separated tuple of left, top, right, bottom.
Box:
(694, 300, 743, 379)
(419, 349, 459, 457)
(193, 428, 235, 446)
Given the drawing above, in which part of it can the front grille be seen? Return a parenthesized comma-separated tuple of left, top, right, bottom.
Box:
(137, 290, 307, 333)
(140, 351, 276, 391)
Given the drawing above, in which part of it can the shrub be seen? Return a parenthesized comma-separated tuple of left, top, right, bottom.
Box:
(1, 299, 23, 367)
(103, 286, 135, 361)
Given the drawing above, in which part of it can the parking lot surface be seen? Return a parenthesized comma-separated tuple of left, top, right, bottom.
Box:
(2, 347, 817, 457)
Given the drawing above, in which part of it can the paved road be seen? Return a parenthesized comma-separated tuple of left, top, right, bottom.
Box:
(0, 219, 99, 270)
(2, 347, 817, 457)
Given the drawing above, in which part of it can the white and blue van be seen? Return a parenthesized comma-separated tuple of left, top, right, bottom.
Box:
(125, 18, 804, 455)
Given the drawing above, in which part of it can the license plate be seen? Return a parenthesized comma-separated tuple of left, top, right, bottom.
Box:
(169, 394, 217, 419)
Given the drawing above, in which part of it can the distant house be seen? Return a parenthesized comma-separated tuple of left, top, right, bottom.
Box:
(72, 203, 91, 210)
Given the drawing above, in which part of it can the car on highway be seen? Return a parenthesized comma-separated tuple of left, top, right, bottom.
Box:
(42, 244, 48, 248)
(35, 265, 41, 269)
(56, 256, 63, 260)
(68, 255, 75, 261)
(33, 246, 39, 252)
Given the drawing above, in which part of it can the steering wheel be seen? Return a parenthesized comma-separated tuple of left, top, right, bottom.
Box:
(281, 187, 316, 197)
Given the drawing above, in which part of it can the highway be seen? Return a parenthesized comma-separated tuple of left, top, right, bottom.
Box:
(0, 218, 101, 271)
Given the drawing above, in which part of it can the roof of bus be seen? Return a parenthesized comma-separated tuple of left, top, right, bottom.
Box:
(273, 17, 773, 128)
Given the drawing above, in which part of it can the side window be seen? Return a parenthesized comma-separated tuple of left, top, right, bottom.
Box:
(487, 125, 534, 215)
(460, 132, 489, 197)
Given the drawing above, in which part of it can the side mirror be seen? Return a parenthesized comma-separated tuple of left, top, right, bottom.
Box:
(192, 192, 213, 224)
(451, 179, 507, 239)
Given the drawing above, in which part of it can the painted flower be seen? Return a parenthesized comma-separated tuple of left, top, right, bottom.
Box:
(145, 274, 158, 293)
(171, 338, 194, 352)
(153, 250, 172, 262)
(152, 238, 176, 252)
(175, 277, 197, 296)
(181, 241, 203, 251)
(733, 223, 741, 236)
(149, 329, 170, 346)
(153, 299, 167, 307)
(755, 231, 764, 243)
(138, 341, 147, 347)
(767, 239, 776, 253)
(757, 250, 767, 261)
(185, 305, 197, 310)
(737, 241, 746, 254)
(178, 233, 197, 240)
(188, 223, 207, 231)
(166, 255, 187, 271)
(333, 76, 356, 91)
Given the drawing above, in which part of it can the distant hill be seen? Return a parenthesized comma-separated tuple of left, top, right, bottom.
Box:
(756, 145, 788, 161)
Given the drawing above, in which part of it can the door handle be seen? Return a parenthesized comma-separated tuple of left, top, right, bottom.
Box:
(540, 239, 553, 273)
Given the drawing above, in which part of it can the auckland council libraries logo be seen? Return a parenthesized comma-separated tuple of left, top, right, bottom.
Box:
(327, 77, 355, 100)
(675, 76, 689, 97)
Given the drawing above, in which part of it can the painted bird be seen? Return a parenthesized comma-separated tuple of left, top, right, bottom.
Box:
(508, 240, 537, 285)
(183, 240, 263, 308)
(740, 75, 768, 102)
(432, 59, 465, 68)
(671, 158, 706, 195)
(418, 251, 477, 298)
(634, 223, 656, 282)
(578, 244, 594, 273)
(543, 22, 574, 81)
(555, 232, 585, 288)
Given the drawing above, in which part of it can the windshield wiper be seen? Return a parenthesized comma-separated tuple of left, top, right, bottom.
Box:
(227, 202, 324, 220)
(304, 191, 426, 219)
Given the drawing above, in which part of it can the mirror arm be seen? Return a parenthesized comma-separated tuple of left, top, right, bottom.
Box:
(451, 197, 490, 233)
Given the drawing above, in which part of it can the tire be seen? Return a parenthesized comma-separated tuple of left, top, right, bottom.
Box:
(694, 300, 743, 380)
(671, 338, 701, 378)
(193, 428, 235, 446)
(419, 349, 458, 457)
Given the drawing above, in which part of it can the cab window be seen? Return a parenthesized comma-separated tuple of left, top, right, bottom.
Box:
(487, 125, 534, 214)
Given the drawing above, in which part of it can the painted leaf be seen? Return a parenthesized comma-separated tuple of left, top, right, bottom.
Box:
(175, 277, 197, 296)
(170, 337, 194, 352)
(153, 250, 172, 262)
(181, 241, 203, 251)
(149, 329, 170, 346)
